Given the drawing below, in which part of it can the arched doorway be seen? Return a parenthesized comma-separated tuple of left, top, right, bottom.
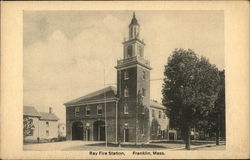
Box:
(72, 121, 83, 140)
(93, 120, 105, 141)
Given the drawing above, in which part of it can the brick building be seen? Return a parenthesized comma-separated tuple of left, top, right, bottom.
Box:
(64, 13, 169, 143)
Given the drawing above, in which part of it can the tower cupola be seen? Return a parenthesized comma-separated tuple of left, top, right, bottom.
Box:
(129, 12, 140, 39)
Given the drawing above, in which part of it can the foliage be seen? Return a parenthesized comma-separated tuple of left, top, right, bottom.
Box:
(162, 48, 221, 148)
(23, 116, 35, 138)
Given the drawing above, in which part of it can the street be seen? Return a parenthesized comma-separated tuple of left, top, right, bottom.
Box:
(23, 141, 226, 151)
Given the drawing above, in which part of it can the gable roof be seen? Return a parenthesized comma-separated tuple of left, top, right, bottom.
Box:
(64, 86, 166, 110)
(23, 106, 41, 117)
(39, 112, 59, 121)
(64, 86, 117, 106)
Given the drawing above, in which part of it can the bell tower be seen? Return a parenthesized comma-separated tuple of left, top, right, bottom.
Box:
(116, 12, 151, 142)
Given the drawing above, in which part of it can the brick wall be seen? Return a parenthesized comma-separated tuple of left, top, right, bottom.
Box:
(66, 101, 118, 142)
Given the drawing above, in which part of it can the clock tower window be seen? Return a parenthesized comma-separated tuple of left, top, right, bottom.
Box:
(124, 103, 128, 114)
(124, 70, 129, 80)
(124, 86, 129, 97)
(127, 45, 133, 58)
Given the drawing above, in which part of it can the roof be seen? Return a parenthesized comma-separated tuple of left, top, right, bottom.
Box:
(23, 106, 41, 117)
(39, 112, 59, 121)
(64, 86, 166, 110)
(129, 12, 139, 26)
(150, 100, 166, 110)
(64, 86, 117, 106)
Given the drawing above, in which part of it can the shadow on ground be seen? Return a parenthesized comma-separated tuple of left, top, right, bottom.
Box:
(62, 142, 168, 151)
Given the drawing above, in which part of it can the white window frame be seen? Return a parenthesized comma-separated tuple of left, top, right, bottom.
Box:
(86, 106, 91, 116)
(75, 107, 80, 118)
(97, 105, 102, 115)
(124, 70, 129, 80)
(124, 86, 129, 97)
(124, 103, 128, 114)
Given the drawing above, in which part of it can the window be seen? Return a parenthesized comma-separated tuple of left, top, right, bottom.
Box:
(159, 111, 162, 119)
(124, 103, 128, 114)
(152, 109, 155, 117)
(86, 106, 91, 115)
(124, 70, 129, 80)
(30, 129, 34, 136)
(163, 114, 166, 119)
(141, 124, 144, 134)
(124, 86, 129, 97)
(129, 28, 133, 38)
(97, 105, 102, 115)
(142, 71, 146, 80)
(46, 121, 49, 127)
(142, 88, 145, 97)
(134, 27, 136, 37)
(46, 130, 49, 136)
(158, 126, 161, 135)
(127, 45, 132, 58)
(75, 107, 80, 118)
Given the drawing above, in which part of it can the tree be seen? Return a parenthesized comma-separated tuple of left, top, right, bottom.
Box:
(196, 70, 225, 145)
(162, 48, 220, 150)
(23, 116, 35, 139)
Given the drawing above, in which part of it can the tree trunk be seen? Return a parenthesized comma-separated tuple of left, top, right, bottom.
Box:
(216, 113, 220, 145)
(185, 125, 191, 150)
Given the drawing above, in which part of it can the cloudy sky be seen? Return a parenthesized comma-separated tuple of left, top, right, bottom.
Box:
(23, 10, 224, 123)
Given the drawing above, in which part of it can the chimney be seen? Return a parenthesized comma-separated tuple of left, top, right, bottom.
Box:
(49, 107, 52, 114)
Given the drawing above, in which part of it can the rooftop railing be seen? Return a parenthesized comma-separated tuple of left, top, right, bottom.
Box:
(117, 56, 150, 66)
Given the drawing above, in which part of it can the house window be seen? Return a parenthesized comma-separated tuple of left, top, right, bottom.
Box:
(142, 71, 146, 80)
(124, 70, 129, 80)
(46, 130, 49, 136)
(124, 103, 128, 114)
(163, 113, 166, 119)
(152, 109, 155, 117)
(142, 88, 145, 97)
(86, 106, 91, 115)
(46, 121, 49, 127)
(124, 86, 129, 97)
(75, 107, 80, 118)
(97, 105, 102, 115)
(30, 129, 34, 136)
(159, 111, 162, 119)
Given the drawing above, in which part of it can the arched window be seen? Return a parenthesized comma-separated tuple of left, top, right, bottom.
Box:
(124, 103, 128, 114)
(124, 70, 129, 80)
(142, 71, 146, 80)
(127, 45, 132, 58)
(124, 86, 129, 97)
(129, 28, 133, 39)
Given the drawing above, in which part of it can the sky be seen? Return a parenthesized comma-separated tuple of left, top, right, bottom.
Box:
(23, 10, 224, 123)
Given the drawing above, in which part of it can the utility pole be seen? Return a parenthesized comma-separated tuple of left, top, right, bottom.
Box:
(104, 68, 108, 148)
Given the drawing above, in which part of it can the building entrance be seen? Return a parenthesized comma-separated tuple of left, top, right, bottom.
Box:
(72, 121, 83, 140)
(93, 121, 105, 141)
